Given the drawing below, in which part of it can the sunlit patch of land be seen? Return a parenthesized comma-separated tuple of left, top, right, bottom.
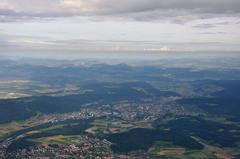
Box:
(147, 136, 235, 159)
(85, 118, 152, 136)
(148, 141, 187, 158)
(26, 125, 65, 135)
(0, 80, 93, 99)
(190, 137, 233, 159)
(0, 92, 31, 99)
(158, 148, 186, 156)
(31, 135, 76, 145)
(0, 116, 44, 140)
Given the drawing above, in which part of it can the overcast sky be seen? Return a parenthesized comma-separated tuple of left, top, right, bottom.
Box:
(0, 0, 240, 57)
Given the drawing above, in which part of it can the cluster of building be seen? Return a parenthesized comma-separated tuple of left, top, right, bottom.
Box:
(0, 97, 202, 158)
(0, 136, 113, 159)
(38, 106, 113, 124)
(113, 97, 201, 121)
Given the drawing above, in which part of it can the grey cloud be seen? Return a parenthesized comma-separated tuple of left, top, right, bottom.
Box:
(0, 33, 236, 53)
(193, 23, 217, 28)
(97, 0, 240, 15)
(0, 0, 240, 22)
(193, 21, 238, 28)
(201, 31, 226, 34)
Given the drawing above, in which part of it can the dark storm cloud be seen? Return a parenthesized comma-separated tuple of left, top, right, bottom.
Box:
(0, 0, 240, 22)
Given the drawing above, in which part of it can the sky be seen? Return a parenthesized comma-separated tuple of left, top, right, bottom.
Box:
(0, 0, 240, 57)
